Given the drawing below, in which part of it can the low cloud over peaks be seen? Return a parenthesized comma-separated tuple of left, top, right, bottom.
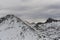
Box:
(0, 0, 60, 22)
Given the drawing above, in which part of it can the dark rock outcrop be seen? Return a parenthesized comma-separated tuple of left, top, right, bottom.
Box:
(35, 18, 60, 28)
(45, 18, 60, 23)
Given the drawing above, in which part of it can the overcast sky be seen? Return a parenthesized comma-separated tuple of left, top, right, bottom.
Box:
(0, 0, 60, 22)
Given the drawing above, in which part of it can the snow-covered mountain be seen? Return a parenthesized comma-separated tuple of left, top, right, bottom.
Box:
(0, 14, 41, 40)
(0, 15, 60, 40)
(34, 18, 60, 40)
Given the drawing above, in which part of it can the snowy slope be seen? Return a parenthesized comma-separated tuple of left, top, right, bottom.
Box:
(34, 21, 60, 40)
(0, 15, 41, 40)
(1, 14, 60, 40)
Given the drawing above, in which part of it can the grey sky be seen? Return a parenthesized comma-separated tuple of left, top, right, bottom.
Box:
(0, 0, 60, 22)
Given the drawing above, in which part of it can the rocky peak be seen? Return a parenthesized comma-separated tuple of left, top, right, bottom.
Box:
(45, 18, 60, 23)
(6, 14, 15, 18)
(0, 14, 21, 23)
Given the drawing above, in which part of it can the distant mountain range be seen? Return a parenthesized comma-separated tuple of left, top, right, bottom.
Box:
(35, 18, 60, 26)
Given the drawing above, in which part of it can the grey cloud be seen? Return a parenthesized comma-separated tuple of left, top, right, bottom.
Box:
(0, 0, 60, 22)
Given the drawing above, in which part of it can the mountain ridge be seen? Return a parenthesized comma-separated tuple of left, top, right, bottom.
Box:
(0, 14, 41, 40)
(35, 18, 60, 26)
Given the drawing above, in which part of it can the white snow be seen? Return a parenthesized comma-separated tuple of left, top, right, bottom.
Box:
(0, 15, 40, 40)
